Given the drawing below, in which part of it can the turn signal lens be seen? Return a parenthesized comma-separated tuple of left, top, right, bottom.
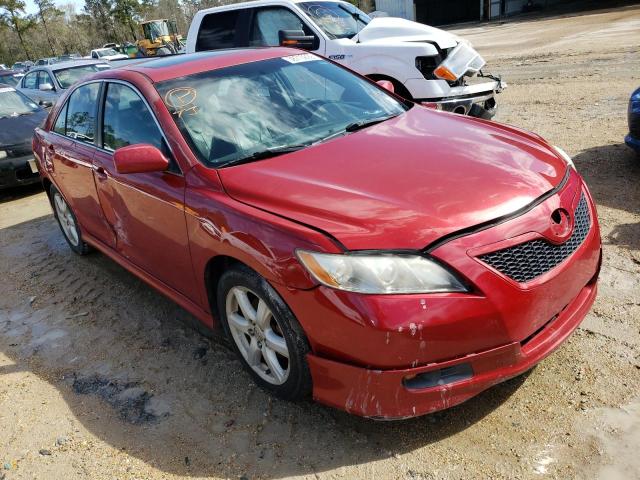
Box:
(434, 65, 457, 82)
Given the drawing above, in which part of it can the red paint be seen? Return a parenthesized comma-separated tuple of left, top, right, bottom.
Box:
(113, 144, 170, 174)
(33, 49, 601, 419)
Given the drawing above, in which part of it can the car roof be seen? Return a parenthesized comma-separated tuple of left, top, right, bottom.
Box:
(30, 60, 109, 72)
(102, 48, 304, 83)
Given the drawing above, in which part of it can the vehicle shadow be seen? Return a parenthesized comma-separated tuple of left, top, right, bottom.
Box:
(574, 143, 640, 211)
(0, 182, 43, 203)
(0, 214, 529, 478)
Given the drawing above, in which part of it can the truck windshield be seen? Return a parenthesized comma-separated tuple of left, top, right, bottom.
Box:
(0, 87, 39, 118)
(299, 1, 370, 39)
(156, 54, 407, 167)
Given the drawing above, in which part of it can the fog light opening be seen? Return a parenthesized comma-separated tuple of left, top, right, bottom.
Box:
(403, 363, 473, 390)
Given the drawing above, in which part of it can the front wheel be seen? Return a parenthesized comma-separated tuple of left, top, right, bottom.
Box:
(217, 265, 312, 400)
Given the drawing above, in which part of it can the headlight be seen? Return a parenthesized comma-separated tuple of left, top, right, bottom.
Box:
(552, 145, 576, 170)
(296, 250, 468, 294)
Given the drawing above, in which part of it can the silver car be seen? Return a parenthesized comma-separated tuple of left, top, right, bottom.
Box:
(17, 60, 111, 107)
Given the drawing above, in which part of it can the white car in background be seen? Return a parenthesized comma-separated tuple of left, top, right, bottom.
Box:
(186, 0, 505, 118)
(89, 48, 128, 61)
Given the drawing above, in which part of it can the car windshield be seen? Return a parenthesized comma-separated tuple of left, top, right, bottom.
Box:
(299, 1, 370, 39)
(0, 87, 39, 118)
(54, 65, 109, 89)
(0, 75, 19, 87)
(156, 54, 407, 167)
(13, 63, 24, 69)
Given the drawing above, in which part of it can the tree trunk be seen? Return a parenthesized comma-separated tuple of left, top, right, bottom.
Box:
(11, 13, 31, 61)
(40, 13, 56, 56)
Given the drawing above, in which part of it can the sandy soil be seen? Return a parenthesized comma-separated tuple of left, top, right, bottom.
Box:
(1, 6, 639, 479)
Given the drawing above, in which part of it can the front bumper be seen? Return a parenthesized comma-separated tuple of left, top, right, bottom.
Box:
(274, 170, 601, 418)
(406, 78, 505, 119)
(625, 133, 640, 153)
(0, 153, 40, 189)
(307, 281, 596, 419)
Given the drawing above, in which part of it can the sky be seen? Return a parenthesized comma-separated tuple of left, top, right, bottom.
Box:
(24, 0, 79, 15)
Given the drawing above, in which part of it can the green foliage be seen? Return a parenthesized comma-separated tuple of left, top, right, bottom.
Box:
(0, 0, 208, 64)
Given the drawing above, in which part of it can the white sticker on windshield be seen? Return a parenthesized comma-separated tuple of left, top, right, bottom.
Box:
(282, 53, 319, 64)
(0, 87, 15, 93)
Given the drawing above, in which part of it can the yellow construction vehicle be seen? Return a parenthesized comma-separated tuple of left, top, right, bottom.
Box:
(137, 19, 184, 56)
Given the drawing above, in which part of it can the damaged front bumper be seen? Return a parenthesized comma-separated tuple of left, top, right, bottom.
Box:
(410, 76, 507, 119)
(0, 153, 40, 190)
(306, 281, 596, 419)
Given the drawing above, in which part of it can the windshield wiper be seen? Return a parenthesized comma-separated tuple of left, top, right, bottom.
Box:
(344, 114, 400, 133)
(218, 144, 308, 168)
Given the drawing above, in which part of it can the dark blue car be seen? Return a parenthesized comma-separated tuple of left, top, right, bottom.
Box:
(626, 87, 640, 154)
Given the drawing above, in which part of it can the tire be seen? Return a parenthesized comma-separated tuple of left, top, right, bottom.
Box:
(217, 264, 312, 400)
(50, 185, 91, 255)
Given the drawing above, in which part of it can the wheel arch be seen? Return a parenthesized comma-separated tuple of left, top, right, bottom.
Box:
(366, 73, 413, 100)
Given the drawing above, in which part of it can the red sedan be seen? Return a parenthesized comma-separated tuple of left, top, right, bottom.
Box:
(33, 48, 601, 419)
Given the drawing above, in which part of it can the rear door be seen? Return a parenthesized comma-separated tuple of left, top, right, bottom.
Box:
(43, 81, 116, 247)
(91, 81, 197, 300)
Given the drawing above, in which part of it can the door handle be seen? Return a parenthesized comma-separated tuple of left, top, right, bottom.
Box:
(94, 166, 108, 178)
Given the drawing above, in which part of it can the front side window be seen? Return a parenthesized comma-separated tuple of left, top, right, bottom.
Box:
(36, 70, 53, 88)
(55, 65, 109, 89)
(0, 87, 40, 118)
(65, 82, 100, 144)
(195, 10, 240, 51)
(298, 1, 370, 39)
(22, 72, 37, 89)
(102, 83, 163, 152)
(250, 7, 309, 46)
(156, 55, 407, 167)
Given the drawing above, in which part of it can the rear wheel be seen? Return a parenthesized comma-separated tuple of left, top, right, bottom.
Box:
(50, 186, 91, 255)
(217, 265, 312, 400)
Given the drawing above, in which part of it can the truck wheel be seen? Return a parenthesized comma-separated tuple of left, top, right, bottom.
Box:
(367, 75, 413, 101)
(217, 264, 312, 401)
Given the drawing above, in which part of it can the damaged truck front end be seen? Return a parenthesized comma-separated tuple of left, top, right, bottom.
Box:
(348, 16, 505, 119)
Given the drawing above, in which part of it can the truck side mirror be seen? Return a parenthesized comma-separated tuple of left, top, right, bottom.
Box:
(278, 30, 318, 51)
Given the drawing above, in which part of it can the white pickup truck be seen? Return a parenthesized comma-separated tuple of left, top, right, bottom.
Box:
(186, 0, 505, 118)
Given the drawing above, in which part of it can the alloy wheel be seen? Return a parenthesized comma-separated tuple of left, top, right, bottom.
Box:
(53, 192, 79, 247)
(225, 286, 290, 385)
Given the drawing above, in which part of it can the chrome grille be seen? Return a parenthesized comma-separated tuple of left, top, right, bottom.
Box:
(479, 193, 591, 283)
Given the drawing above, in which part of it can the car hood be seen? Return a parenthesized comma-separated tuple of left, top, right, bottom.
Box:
(0, 108, 47, 147)
(218, 108, 567, 251)
(353, 17, 459, 49)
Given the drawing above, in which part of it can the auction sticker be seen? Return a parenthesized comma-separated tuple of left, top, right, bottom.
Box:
(283, 53, 319, 64)
(0, 87, 15, 93)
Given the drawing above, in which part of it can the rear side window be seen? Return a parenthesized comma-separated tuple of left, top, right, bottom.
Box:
(102, 83, 163, 152)
(195, 10, 240, 51)
(53, 102, 67, 134)
(65, 83, 100, 144)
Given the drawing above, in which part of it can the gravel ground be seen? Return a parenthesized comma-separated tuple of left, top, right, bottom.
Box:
(1, 6, 639, 479)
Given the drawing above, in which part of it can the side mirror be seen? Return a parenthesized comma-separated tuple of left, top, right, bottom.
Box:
(39, 100, 53, 108)
(113, 144, 169, 174)
(278, 30, 318, 51)
(39, 83, 54, 91)
(376, 80, 395, 93)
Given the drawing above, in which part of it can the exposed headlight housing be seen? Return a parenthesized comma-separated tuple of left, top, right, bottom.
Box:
(296, 250, 468, 294)
(552, 145, 576, 170)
